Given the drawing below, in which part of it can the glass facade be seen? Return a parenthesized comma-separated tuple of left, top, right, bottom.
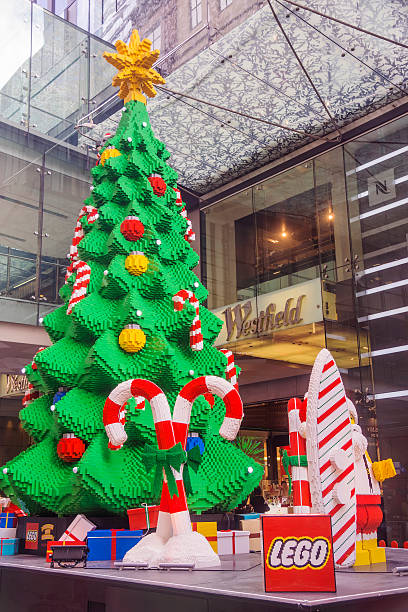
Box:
(202, 116, 408, 539)
(0, 2, 114, 325)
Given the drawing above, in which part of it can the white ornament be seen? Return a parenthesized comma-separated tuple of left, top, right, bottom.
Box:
(90, 185, 94, 191)
(127, 137, 132, 142)
(193, 282, 199, 288)
(156, 239, 161, 245)
(103, 270, 109, 276)
(2, 468, 7, 475)
(142, 122, 147, 127)
(136, 310, 142, 317)
(39, 318, 43, 324)
(72, 467, 79, 474)
(189, 370, 194, 376)
(21, 368, 26, 374)
(50, 405, 56, 412)
(247, 467, 254, 474)
(122, 107, 127, 112)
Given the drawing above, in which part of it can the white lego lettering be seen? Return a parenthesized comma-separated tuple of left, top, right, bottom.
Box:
(281, 539, 297, 567)
(293, 539, 312, 567)
(267, 537, 330, 570)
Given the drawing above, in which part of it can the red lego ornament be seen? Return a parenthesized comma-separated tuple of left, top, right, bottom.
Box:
(148, 174, 167, 196)
(57, 434, 86, 462)
(120, 216, 145, 241)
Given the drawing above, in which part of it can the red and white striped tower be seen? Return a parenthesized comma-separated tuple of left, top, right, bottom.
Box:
(287, 397, 311, 514)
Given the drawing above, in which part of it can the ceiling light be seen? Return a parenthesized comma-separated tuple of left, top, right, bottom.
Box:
(328, 212, 334, 220)
(281, 230, 287, 238)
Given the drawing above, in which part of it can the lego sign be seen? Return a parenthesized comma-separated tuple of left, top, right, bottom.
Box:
(262, 515, 336, 592)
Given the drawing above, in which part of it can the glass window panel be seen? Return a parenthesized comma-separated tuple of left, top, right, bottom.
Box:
(0, 1, 32, 127)
(29, 10, 89, 137)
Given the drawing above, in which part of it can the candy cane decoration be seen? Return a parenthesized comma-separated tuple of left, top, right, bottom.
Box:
(219, 349, 238, 390)
(103, 385, 145, 450)
(69, 205, 99, 261)
(64, 204, 98, 315)
(173, 188, 195, 243)
(65, 260, 92, 315)
(173, 376, 243, 450)
(287, 397, 311, 514)
(103, 379, 187, 541)
(172, 290, 203, 351)
(22, 347, 46, 407)
(103, 376, 243, 541)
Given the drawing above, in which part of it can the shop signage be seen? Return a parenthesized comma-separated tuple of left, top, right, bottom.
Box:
(213, 278, 322, 346)
(262, 515, 336, 592)
(0, 374, 30, 398)
(367, 168, 395, 207)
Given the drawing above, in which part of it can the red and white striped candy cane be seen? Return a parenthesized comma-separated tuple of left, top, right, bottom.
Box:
(65, 260, 92, 315)
(69, 205, 99, 261)
(287, 397, 311, 514)
(173, 376, 243, 451)
(64, 204, 98, 314)
(170, 376, 243, 534)
(172, 290, 203, 351)
(219, 349, 238, 390)
(102, 385, 145, 450)
(22, 347, 46, 407)
(103, 379, 189, 541)
(173, 188, 195, 243)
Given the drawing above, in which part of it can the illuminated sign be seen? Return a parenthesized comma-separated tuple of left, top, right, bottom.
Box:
(262, 515, 336, 592)
(213, 278, 323, 347)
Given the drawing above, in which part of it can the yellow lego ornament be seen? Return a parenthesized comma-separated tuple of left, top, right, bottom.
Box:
(100, 147, 121, 166)
(125, 251, 149, 276)
(119, 324, 146, 353)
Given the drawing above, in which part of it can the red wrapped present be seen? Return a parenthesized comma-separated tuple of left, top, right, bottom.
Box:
(127, 505, 159, 530)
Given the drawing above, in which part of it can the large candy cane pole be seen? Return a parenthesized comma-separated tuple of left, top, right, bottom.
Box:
(171, 376, 243, 536)
(287, 397, 311, 514)
(103, 379, 189, 541)
(172, 290, 203, 351)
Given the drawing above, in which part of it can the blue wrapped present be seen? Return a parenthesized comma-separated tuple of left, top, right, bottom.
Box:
(0, 513, 17, 528)
(236, 513, 260, 520)
(87, 529, 143, 561)
(0, 538, 19, 556)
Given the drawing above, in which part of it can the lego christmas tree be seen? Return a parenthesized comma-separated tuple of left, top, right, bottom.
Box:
(0, 31, 263, 516)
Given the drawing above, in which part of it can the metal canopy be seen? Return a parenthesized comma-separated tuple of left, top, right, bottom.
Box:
(93, 0, 408, 196)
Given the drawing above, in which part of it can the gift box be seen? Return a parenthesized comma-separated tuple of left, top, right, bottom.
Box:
(217, 530, 250, 555)
(127, 505, 159, 531)
(0, 528, 17, 539)
(0, 513, 17, 528)
(240, 518, 261, 552)
(191, 521, 218, 553)
(59, 514, 96, 543)
(87, 529, 143, 562)
(46, 539, 86, 563)
(0, 538, 19, 556)
(236, 513, 260, 521)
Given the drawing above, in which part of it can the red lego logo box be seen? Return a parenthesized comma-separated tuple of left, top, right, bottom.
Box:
(262, 515, 336, 592)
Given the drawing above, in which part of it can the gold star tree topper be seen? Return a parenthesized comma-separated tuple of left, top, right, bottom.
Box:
(103, 29, 165, 104)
